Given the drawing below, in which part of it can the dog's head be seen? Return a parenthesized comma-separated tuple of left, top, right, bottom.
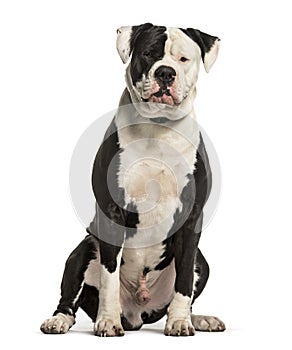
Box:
(117, 23, 220, 118)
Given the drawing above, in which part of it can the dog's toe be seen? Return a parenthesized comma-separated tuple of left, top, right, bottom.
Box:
(40, 313, 75, 334)
(94, 318, 124, 337)
(164, 319, 195, 336)
(191, 315, 226, 332)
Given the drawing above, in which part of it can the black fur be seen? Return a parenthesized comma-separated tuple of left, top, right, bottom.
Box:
(79, 284, 99, 322)
(53, 235, 97, 317)
(130, 23, 167, 85)
(153, 134, 212, 297)
(180, 28, 220, 64)
(192, 249, 210, 304)
(90, 119, 140, 272)
(141, 305, 169, 324)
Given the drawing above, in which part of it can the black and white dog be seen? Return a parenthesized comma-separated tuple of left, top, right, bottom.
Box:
(41, 23, 225, 337)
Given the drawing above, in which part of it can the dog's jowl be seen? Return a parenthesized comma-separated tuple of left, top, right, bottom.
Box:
(40, 23, 225, 337)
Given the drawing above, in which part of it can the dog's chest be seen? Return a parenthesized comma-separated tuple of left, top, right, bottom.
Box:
(116, 120, 199, 246)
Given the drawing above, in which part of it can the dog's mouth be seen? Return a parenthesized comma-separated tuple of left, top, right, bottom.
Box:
(152, 88, 172, 98)
(142, 88, 179, 106)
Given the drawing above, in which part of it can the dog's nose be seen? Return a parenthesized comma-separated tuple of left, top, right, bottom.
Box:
(154, 65, 176, 86)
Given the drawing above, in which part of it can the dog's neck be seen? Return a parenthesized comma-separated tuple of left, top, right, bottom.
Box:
(120, 87, 196, 122)
(116, 88, 199, 146)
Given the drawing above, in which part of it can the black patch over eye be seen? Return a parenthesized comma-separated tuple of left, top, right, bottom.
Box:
(130, 25, 167, 85)
(143, 50, 152, 57)
(180, 57, 189, 62)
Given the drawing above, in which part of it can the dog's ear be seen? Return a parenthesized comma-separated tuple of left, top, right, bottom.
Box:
(116, 26, 132, 64)
(116, 23, 153, 64)
(181, 28, 220, 72)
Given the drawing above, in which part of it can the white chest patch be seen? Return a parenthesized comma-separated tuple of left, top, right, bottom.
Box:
(115, 102, 200, 248)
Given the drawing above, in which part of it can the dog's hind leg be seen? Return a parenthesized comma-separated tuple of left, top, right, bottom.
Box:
(191, 249, 225, 332)
(40, 235, 99, 334)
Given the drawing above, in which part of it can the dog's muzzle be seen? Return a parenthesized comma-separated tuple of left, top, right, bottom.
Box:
(141, 66, 179, 106)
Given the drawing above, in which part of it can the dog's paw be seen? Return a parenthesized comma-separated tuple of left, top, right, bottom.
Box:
(40, 313, 75, 334)
(94, 318, 125, 337)
(191, 315, 226, 332)
(164, 319, 195, 336)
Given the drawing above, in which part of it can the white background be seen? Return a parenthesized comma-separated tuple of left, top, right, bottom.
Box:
(1, 0, 292, 349)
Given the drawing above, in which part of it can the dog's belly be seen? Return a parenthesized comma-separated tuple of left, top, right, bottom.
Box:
(120, 246, 175, 328)
(83, 241, 175, 328)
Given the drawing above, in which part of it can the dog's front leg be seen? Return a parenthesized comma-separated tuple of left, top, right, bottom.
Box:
(94, 241, 124, 336)
(93, 206, 125, 337)
(164, 212, 201, 336)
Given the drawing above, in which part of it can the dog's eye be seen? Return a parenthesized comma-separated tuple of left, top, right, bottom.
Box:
(143, 51, 152, 57)
(180, 57, 189, 62)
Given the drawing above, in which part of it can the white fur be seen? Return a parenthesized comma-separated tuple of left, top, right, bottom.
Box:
(120, 250, 175, 327)
(193, 264, 200, 293)
(203, 39, 220, 73)
(115, 94, 199, 248)
(116, 26, 132, 63)
(164, 292, 194, 335)
(122, 244, 165, 282)
(164, 28, 201, 98)
(167, 292, 191, 321)
(94, 250, 123, 336)
(82, 241, 175, 328)
(84, 255, 100, 290)
(40, 313, 75, 334)
(125, 28, 202, 119)
(95, 249, 123, 319)
(191, 315, 225, 331)
(72, 281, 84, 306)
